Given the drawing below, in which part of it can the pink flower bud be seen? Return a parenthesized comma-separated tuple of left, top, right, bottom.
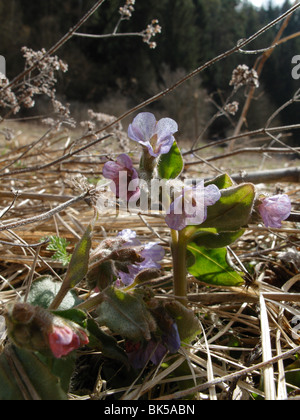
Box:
(4, 302, 89, 359)
(48, 324, 89, 359)
(103, 154, 140, 202)
(258, 194, 291, 228)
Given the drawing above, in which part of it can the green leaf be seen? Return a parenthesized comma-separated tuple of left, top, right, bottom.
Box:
(87, 319, 129, 367)
(96, 287, 156, 342)
(200, 183, 255, 232)
(187, 243, 244, 287)
(64, 222, 93, 289)
(27, 276, 81, 310)
(164, 300, 201, 344)
(190, 229, 245, 249)
(205, 173, 234, 189)
(36, 352, 76, 394)
(157, 141, 183, 180)
(51, 308, 88, 329)
(0, 345, 68, 400)
(45, 236, 71, 266)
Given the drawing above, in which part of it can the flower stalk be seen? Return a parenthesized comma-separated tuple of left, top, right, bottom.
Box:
(171, 230, 189, 306)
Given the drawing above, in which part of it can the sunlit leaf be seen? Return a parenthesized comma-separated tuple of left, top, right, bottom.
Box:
(190, 228, 245, 249)
(205, 173, 234, 189)
(201, 183, 255, 232)
(157, 141, 183, 180)
(187, 242, 244, 286)
(64, 222, 93, 289)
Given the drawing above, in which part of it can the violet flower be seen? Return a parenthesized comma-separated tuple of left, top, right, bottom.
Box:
(258, 194, 291, 228)
(125, 322, 181, 369)
(117, 229, 165, 286)
(128, 112, 178, 158)
(102, 154, 140, 201)
(165, 181, 221, 231)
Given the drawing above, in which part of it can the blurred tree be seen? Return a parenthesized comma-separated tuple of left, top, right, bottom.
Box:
(0, 0, 298, 142)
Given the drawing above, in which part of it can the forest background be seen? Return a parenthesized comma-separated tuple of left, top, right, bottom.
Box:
(0, 0, 299, 145)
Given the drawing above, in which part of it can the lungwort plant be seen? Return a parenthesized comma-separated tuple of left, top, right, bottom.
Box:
(0, 112, 292, 400)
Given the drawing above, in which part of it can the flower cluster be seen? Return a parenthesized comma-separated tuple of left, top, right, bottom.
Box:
(0, 73, 19, 113)
(119, 0, 135, 19)
(125, 309, 181, 369)
(142, 19, 162, 49)
(0, 47, 70, 120)
(87, 229, 165, 289)
(126, 322, 180, 369)
(49, 323, 89, 359)
(230, 64, 259, 89)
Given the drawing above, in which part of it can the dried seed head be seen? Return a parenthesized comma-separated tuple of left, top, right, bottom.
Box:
(230, 64, 259, 89)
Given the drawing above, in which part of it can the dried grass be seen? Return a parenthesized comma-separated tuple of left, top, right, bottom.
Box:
(0, 121, 300, 400)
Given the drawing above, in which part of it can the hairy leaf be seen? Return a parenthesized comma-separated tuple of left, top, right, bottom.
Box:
(27, 276, 80, 310)
(205, 173, 234, 189)
(164, 300, 201, 343)
(96, 287, 156, 342)
(87, 318, 129, 367)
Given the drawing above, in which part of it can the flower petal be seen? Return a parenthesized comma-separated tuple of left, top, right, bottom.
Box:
(204, 184, 222, 206)
(163, 322, 181, 353)
(141, 243, 165, 264)
(155, 118, 178, 140)
(49, 325, 81, 358)
(258, 194, 291, 228)
(116, 153, 134, 170)
(128, 112, 156, 145)
(102, 161, 122, 180)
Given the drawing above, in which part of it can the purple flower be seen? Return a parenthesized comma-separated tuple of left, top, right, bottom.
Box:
(117, 229, 165, 286)
(102, 154, 140, 201)
(165, 181, 221, 231)
(258, 194, 291, 228)
(125, 321, 181, 369)
(128, 112, 178, 158)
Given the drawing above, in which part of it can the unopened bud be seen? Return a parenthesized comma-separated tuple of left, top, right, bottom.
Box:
(5, 302, 89, 358)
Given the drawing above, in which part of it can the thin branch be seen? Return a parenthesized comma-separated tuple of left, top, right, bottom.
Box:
(0, 134, 111, 178)
(0, 0, 107, 95)
(0, 192, 88, 232)
(74, 31, 144, 39)
(80, 3, 300, 137)
(184, 124, 300, 156)
(230, 1, 299, 144)
(184, 148, 300, 167)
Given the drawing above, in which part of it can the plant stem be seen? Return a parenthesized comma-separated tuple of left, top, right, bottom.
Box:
(171, 230, 188, 306)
